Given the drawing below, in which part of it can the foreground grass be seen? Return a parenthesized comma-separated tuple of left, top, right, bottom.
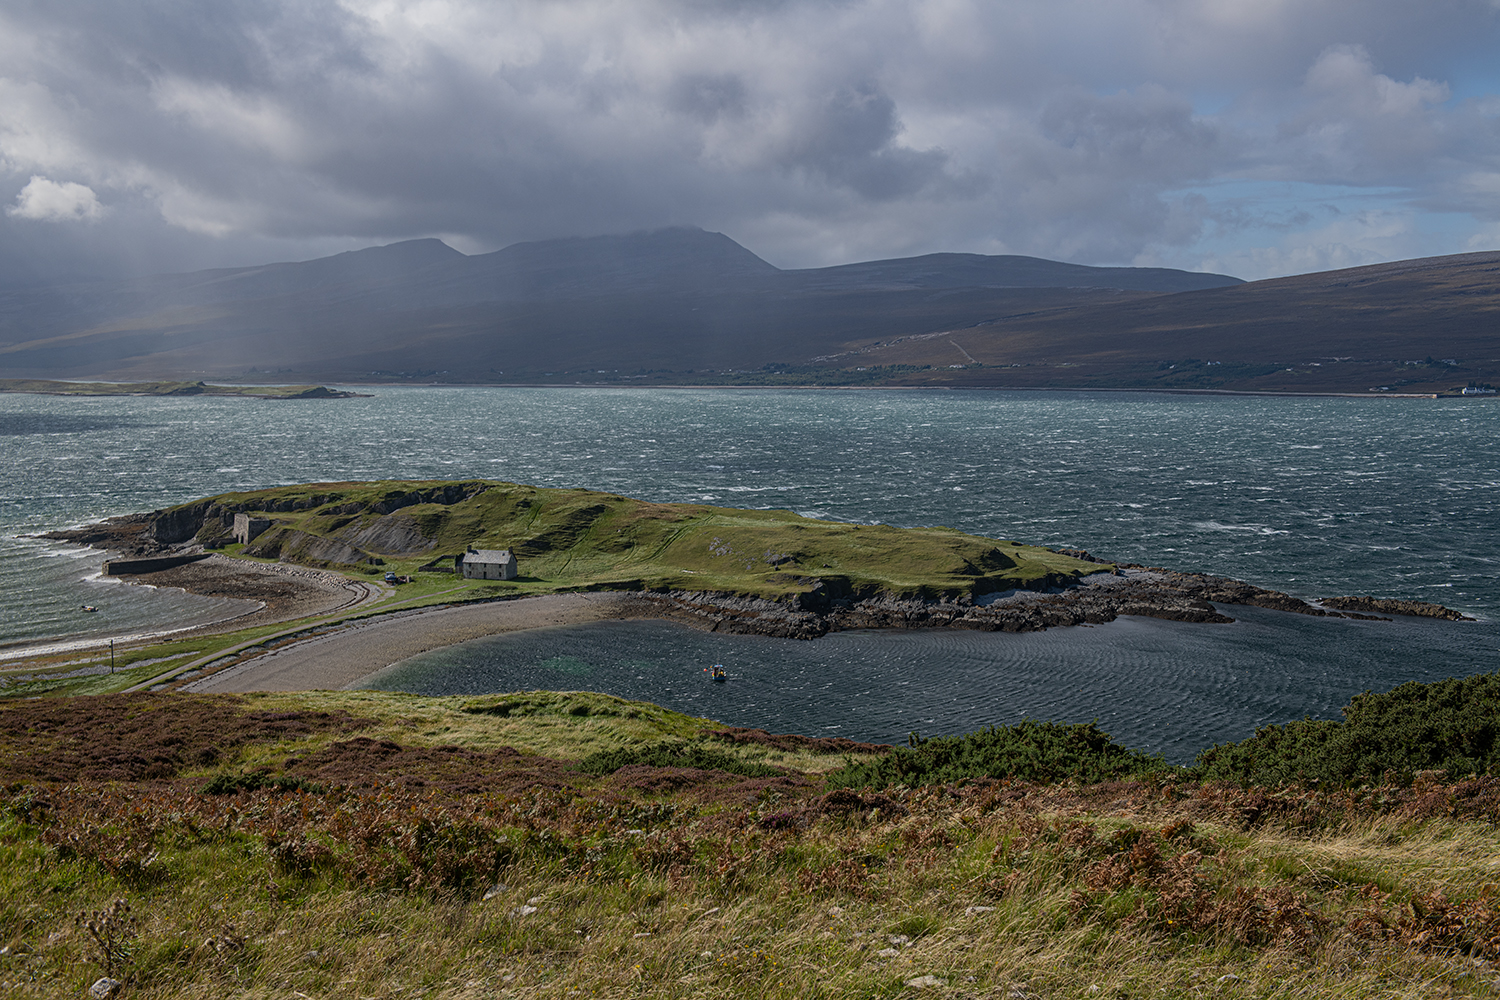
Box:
(2, 690, 1499, 999)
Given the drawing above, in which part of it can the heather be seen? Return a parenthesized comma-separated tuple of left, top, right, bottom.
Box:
(1, 687, 1499, 998)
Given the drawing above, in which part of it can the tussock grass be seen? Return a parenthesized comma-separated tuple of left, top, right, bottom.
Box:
(3, 691, 1500, 998)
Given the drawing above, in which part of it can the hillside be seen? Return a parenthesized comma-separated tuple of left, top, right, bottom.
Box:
(1, 227, 1498, 394)
(1, 683, 1497, 999)
(0, 228, 1241, 383)
(141, 479, 1103, 603)
(835, 251, 1500, 394)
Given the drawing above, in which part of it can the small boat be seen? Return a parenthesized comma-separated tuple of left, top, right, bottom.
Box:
(80, 605, 98, 613)
(706, 664, 728, 683)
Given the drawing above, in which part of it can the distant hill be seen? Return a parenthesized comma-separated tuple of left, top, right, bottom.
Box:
(0, 228, 1242, 383)
(779, 251, 1240, 294)
(845, 250, 1500, 394)
(3, 228, 1496, 394)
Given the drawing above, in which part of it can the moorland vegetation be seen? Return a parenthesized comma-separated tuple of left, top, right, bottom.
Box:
(2, 674, 1499, 999)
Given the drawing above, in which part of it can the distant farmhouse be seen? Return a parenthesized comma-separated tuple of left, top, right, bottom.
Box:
(457, 545, 518, 580)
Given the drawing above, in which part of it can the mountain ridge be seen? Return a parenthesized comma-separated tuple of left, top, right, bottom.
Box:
(0, 227, 1495, 394)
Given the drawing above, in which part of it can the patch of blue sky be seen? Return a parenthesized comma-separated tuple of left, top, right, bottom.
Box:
(1158, 179, 1485, 277)
(1431, 55, 1500, 105)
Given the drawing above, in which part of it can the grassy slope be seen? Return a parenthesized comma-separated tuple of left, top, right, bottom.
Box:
(189, 479, 1102, 601)
(2, 689, 1499, 999)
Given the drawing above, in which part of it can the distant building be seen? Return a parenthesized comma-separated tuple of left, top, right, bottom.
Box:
(233, 513, 271, 544)
(458, 546, 518, 580)
(1462, 385, 1496, 395)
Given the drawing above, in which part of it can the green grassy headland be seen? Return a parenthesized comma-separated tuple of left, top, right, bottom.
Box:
(177, 478, 1105, 602)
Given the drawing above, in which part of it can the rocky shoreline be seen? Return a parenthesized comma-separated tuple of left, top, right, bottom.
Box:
(40, 517, 1475, 647)
(622, 564, 1418, 640)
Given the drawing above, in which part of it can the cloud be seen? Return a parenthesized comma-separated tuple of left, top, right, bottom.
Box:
(1273, 44, 1453, 184)
(0, 0, 1497, 280)
(7, 176, 104, 222)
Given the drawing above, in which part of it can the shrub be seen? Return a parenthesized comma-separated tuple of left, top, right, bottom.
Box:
(576, 740, 781, 778)
(1194, 671, 1500, 787)
(823, 720, 1169, 789)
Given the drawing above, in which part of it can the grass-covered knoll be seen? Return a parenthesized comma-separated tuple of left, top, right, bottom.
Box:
(4, 689, 1500, 999)
(169, 478, 1104, 601)
(1195, 672, 1500, 787)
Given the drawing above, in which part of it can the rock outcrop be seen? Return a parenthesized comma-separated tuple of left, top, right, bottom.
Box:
(1318, 596, 1477, 621)
(621, 565, 1408, 640)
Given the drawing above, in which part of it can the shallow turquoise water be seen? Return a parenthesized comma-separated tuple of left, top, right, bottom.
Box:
(3, 387, 1496, 751)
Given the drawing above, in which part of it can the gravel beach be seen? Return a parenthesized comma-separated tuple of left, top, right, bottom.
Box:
(186, 592, 654, 692)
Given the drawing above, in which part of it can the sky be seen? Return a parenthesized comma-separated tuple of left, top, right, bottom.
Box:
(3, 0, 1500, 285)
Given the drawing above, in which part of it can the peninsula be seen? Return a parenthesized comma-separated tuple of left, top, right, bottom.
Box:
(17, 478, 1467, 697)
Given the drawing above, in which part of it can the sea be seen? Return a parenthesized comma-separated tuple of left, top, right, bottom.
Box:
(3, 387, 1497, 760)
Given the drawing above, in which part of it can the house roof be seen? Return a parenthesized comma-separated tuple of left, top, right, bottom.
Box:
(466, 548, 514, 563)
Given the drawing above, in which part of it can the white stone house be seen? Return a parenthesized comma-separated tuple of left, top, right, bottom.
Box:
(459, 546, 518, 580)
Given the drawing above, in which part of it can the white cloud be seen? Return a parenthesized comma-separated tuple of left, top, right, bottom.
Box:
(7, 176, 104, 222)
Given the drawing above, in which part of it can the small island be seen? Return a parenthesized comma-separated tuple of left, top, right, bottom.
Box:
(0, 378, 365, 398)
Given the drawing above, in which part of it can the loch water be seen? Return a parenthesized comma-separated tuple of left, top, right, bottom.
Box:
(4, 387, 1497, 756)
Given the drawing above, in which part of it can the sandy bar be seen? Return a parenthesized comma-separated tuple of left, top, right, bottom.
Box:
(187, 592, 650, 692)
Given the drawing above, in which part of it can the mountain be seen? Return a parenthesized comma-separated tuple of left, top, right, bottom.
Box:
(843, 250, 1500, 394)
(30, 228, 1500, 393)
(0, 228, 1242, 382)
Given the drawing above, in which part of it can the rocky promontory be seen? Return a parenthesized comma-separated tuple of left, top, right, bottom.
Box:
(39, 479, 1475, 643)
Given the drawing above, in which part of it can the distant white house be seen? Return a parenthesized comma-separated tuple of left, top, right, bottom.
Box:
(459, 546, 518, 580)
(1462, 385, 1496, 395)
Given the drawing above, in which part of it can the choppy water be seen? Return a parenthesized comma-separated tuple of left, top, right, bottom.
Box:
(3, 387, 1496, 753)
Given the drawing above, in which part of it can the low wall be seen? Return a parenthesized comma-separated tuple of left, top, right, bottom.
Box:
(103, 553, 211, 575)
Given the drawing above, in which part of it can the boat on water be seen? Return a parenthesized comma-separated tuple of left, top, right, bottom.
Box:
(80, 605, 98, 613)
(706, 664, 728, 683)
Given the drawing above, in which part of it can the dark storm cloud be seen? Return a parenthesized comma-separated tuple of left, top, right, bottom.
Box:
(1, 0, 1499, 281)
